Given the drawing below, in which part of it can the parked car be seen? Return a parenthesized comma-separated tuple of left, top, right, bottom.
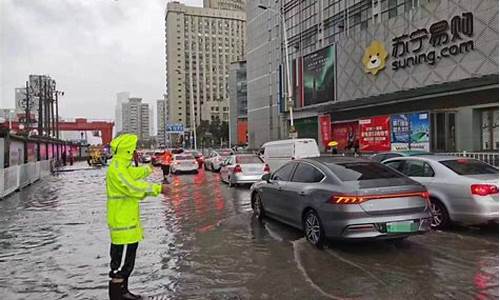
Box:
(151, 151, 164, 166)
(171, 153, 199, 174)
(259, 139, 320, 172)
(185, 150, 204, 168)
(205, 149, 234, 172)
(250, 157, 432, 248)
(371, 151, 433, 162)
(383, 156, 499, 229)
(220, 154, 270, 187)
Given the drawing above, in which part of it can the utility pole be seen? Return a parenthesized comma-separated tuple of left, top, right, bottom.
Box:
(24, 81, 30, 131)
(38, 76, 43, 135)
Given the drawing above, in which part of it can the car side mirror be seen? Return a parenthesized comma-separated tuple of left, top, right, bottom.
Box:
(261, 173, 271, 182)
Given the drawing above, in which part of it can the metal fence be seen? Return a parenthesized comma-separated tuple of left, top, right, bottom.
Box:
(435, 152, 499, 167)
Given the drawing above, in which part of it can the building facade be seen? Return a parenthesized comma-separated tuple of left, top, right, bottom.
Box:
(114, 91, 130, 134)
(157, 97, 168, 147)
(246, 0, 285, 148)
(204, 0, 246, 12)
(165, 2, 246, 132)
(229, 61, 248, 145)
(250, 0, 498, 153)
(121, 97, 150, 140)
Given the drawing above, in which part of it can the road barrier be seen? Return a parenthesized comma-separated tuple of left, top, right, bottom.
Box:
(0, 160, 53, 198)
(0, 132, 82, 199)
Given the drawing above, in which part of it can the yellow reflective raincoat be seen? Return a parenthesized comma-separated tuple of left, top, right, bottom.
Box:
(106, 134, 162, 244)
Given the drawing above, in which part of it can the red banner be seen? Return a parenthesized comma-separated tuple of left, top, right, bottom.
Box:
(319, 115, 332, 147)
(332, 121, 359, 151)
(359, 116, 391, 152)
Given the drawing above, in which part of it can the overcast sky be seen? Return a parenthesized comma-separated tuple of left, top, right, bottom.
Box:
(1, 0, 202, 121)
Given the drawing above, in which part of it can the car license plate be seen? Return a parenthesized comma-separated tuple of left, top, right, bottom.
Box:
(386, 221, 418, 233)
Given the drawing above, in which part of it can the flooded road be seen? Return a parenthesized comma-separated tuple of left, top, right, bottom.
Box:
(0, 163, 498, 299)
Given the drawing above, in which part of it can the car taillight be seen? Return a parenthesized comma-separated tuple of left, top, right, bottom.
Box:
(471, 184, 499, 196)
(264, 164, 270, 173)
(328, 191, 430, 205)
(329, 195, 366, 204)
(233, 165, 242, 173)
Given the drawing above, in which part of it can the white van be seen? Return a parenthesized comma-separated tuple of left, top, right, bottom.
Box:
(260, 138, 320, 172)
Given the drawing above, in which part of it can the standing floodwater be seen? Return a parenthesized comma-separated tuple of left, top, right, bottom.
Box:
(0, 164, 498, 299)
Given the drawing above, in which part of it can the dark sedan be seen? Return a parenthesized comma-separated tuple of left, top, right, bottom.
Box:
(250, 157, 432, 248)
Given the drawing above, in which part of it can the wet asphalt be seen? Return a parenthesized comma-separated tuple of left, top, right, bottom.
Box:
(0, 162, 498, 300)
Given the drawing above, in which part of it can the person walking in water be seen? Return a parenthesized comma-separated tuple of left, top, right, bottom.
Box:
(106, 134, 169, 300)
(161, 150, 172, 181)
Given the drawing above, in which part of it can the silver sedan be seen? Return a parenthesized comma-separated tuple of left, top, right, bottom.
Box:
(250, 157, 432, 248)
(383, 156, 499, 229)
(220, 154, 270, 187)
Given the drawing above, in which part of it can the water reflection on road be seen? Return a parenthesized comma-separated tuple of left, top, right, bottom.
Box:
(0, 163, 497, 299)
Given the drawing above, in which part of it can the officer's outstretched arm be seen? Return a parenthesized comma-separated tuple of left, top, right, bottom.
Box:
(116, 168, 162, 199)
(128, 164, 153, 180)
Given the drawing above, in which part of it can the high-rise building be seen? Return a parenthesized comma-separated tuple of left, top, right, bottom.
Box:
(115, 92, 130, 134)
(203, 0, 246, 12)
(229, 60, 247, 146)
(165, 2, 246, 132)
(121, 97, 150, 140)
(149, 107, 154, 137)
(246, 1, 283, 148)
(156, 96, 168, 147)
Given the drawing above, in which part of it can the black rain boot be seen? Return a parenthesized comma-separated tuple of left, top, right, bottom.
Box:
(122, 278, 142, 300)
(109, 279, 124, 300)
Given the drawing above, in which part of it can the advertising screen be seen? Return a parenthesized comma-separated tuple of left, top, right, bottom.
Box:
(303, 45, 335, 106)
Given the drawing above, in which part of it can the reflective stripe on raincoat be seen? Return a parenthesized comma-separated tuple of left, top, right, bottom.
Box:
(106, 134, 162, 245)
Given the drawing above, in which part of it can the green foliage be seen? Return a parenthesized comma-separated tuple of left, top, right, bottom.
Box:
(196, 118, 229, 148)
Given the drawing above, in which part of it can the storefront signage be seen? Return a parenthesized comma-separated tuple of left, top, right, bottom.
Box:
(359, 116, 391, 152)
(319, 115, 332, 147)
(362, 41, 389, 75)
(392, 12, 474, 71)
(391, 112, 430, 151)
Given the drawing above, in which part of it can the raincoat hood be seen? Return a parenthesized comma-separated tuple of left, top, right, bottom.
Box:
(110, 134, 138, 161)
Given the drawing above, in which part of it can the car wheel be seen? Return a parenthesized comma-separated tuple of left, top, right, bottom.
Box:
(252, 193, 265, 220)
(430, 198, 449, 229)
(303, 210, 325, 249)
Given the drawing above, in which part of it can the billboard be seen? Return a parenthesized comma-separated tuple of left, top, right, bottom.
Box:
(391, 114, 410, 151)
(359, 116, 391, 152)
(409, 112, 430, 151)
(303, 45, 335, 106)
(390, 112, 430, 151)
(332, 121, 359, 152)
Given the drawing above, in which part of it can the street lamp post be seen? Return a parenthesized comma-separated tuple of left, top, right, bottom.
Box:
(258, 3, 295, 137)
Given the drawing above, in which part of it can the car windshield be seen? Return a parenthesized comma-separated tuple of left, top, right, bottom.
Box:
(327, 162, 406, 181)
(175, 155, 194, 160)
(440, 159, 498, 175)
(236, 156, 263, 164)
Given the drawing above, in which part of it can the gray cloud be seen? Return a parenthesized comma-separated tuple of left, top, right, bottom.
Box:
(1, 0, 202, 120)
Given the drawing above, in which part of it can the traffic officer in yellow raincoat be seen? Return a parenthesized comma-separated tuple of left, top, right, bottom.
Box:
(106, 134, 168, 300)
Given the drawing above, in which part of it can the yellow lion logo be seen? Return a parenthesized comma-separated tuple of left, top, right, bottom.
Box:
(362, 41, 388, 75)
